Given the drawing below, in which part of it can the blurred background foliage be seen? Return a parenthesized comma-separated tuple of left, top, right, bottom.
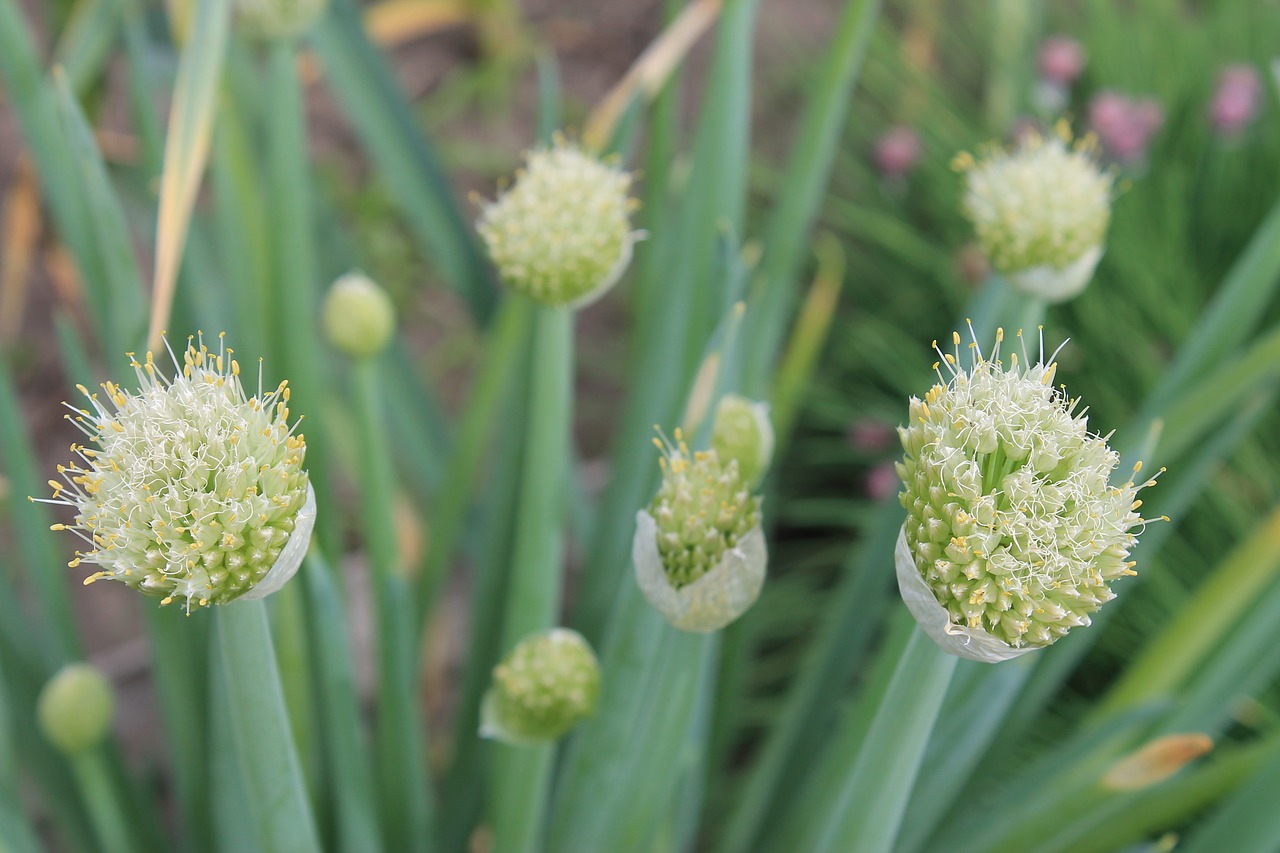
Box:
(1, 0, 1279, 850)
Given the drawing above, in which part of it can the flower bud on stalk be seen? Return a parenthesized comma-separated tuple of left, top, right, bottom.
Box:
(478, 139, 639, 308)
(323, 271, 397, 359)
(957, 122, 1113, 302)
(633, 429, 767, 633)
(481, 628, 601, 745)
(895, 325, 1162, 661)
(36, 334, 315, 613)
(37, 664, 115, 755)
(711, 394, 774, 487)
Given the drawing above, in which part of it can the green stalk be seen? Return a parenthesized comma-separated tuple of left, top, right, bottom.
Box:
(438, 355, 533, 851)
(491, 305, 573, 853)
(743, 0, 884, 394)
(71, 749, 133, 853)
(1099, 505, 1280, 716)
(351, 359, 433, 851)
(266, 38, 339, 560)
(800, 627, 958, 853)
(214, 600, 321, 853)
(0, 654, 40, 853)
(415, 295, 533, 628)
(303, 552, 383, 853)
(311, 0, 497, 323)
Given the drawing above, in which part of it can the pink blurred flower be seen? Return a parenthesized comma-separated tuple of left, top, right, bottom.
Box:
(1038, 36, 1087, 87)
(866, 462, 899, 501)
(874, 126, 923, 179)
(848, 419, 895, 453)
(1089, 91, 1164, 164)
(1209, 64, 1263, 137)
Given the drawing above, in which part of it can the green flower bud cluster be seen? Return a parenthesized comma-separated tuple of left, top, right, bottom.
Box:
(896, 327, 1160, 654)
(957, 123, 1113, 302)
(481, 629, 600, 745)
(235, 0, 326, 41)
(323, 271, 397, 359)
(39, 335, 315, 613)
(37, 664, 115, 755)
(633, 428, 767, 633)
(478, 139, 637, 308)
(711, 394, 774, 487)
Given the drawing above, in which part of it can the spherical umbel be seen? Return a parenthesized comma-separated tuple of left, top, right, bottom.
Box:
(957, 123, 1113, 303)
(323, 270, 397, 359)
(895, 326, 1162, 660)
(633, 428, 767, 633)
(38, 664, 115, 755)
(477, 139, 638, 308)
(37, 334, 315, 613)
(480, 628, 601, 745)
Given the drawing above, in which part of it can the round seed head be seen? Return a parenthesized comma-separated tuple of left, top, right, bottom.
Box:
(480, 628, 600, 745)
(323, 271, 397, 359)
(711, 395, 775, 487)
(958, 124, 1113, 302)
(895, 325, 1161, 659)
(38, 664, 115, 755)
(478, 140, 637, 308)
(39, 334, 315, 613)
(633, 428, 767, 632)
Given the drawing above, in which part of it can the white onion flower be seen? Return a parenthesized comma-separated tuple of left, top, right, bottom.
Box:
(895, 325, 1161, 661)
(38, 334, 314, 613)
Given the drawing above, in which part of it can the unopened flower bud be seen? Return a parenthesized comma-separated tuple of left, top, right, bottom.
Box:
(895, 326, 1161, 661)
(711, 395, 774, 487)
(38, 664, 114, 755)
(38, 334, 315, 612)
(957, 123, 1113, 302)
(634, 429, 766, 633)
(478, 139, 638, 308)
(480, 628, 600, 745)
(323, 271, 396, 359)
(235, 0, 326, 40)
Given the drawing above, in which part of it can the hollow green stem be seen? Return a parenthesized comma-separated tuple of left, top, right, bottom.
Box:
(802, 626, 958, 853)
(416, 295, 533, 628)
(214, 599, 320, 853)
(491, 304, 573, 853)
(71, 749, 133, 853)
(351, 358, 434, 851)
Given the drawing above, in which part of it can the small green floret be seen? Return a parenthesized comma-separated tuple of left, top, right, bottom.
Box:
(649, 430, 762, 589)
(482, 629, 600, 744)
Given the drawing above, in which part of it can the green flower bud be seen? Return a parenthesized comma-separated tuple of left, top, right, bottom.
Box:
(38, 664, 114, 755)
(480, 628, 600, 745)
(235, 0, 326, 40)
(37, 334, 315, 613)
(896, 326, 1161, 661)
(634, 429, 767, 633)
(323, 271, 396, 359)
(711, 395, 774, 487)
(957, 123, 1113, 303)
(477, 139, 638, 308)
